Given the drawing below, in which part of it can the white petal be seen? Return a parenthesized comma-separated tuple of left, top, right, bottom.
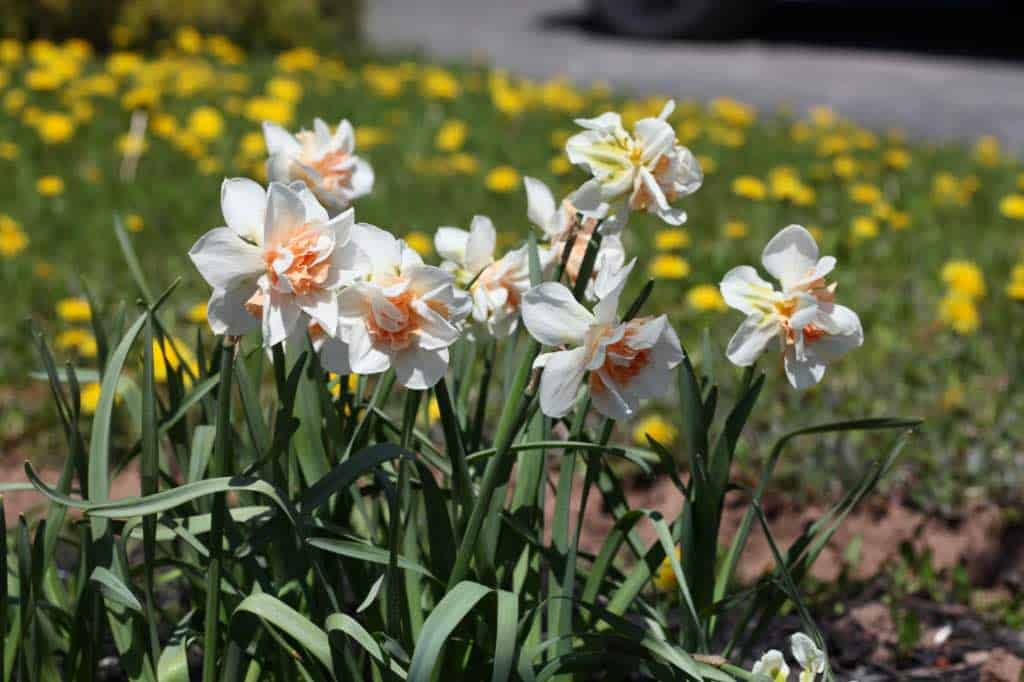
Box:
(719, 266, 780, 316)
(726, 315, 779, 367)
(593, 257, 636, 325)
(189, 227, 263, 290)
(350, 158, 374, 200)
(266, 153, 293, 183)
(465, 215, 496, 273)
(393, 346, 449, 390)
(347, 323, 391, 375)
(351, 223, 402, 277)
(262, 288, 302, 347)
(221, 178, 267, 244)
(784, 348, 827, 390)
(762, 225, 820, 291)
(262, 121, 300, 156)
(521, 282, 593, 347)
(790, 633, 825, 674)
(573, 112, 623, 133)
(590, 370, 635, 421)
(434, 227, 469, 265)
(634, 117, 675, 166)
(264, 182, 307, 243)
(524, 176, 556, 230)
(333, 119, 356, 154)
(537, 347, 588, 418)
(313, 117, 331, 145)
(294, 184, 330, 224)
(297, 289, 339, 336)
(207, 286, 259, 336)
(411, 300, 459, 350)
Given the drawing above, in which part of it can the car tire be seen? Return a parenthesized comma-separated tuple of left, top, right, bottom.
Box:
(589, 0, 758, 39)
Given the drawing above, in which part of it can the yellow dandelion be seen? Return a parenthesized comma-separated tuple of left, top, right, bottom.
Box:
(938, 293, 980, 335)
(653, 546, 683, 593)
(421, 67, 460, 99)
(999, 194, 1024, 220)
(941, 260, 985, 300)
(188, 106, 224, 141)
(404, 231, 433, 256)
(888, 211, 911, 230)
(80, 382, 102, 415)
(732, 176, 767, 200)
(0, 141, 19, 160)
(55, 329, 97, 357)
(175, 26, 203, 54)
(723, 220, 748, 239)
(153, 338, 198, 384)
(435, 119, 467, 152)
(36, 112, 75, 144)
(124, 214, 144, 232)
(244, 97, 293, 126)
(655, 228, 691, 251)
(485, 166, 520, 193)
(709, 97, 756, 127)
(649, 255, 690, 280)
(632, 414, 677, 446)
(696, 155, 717, 174)
(884, 148, 911, 170)
(832, 155, 858, 179)
(266, 77, 303, 103)
(549, 156, 571, 175)
(36, 175, 64, 197)
(186, 302, 208, 324)
(850, 216, 879, 242)
(973, 135, 1000, 166)
(849, 183, 882, 205)
(0, 215, 28, 257)
(687, 285, 726, 312)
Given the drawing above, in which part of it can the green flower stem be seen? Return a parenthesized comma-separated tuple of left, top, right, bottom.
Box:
(202, 338, 236, 682)
(387, 389, 422, 642)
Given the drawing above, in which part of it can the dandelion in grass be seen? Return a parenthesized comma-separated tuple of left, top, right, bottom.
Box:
(36, 175, 64, 197)
(687, 284, 726, 312)
(732, 175, 766, 201)
(632, 414, 677, 446)
(264, 118, 374, 213)
(484, 165, 520, 193)
(941, 260, 985, 300)
(189, 179, 363, 347)
(999, 194, 1024, 220)
(524, 176, 625, 300)
(566, 100, 702, 228)
(938, 292, 979, 335)
(522, 259, 683, 419)
(0, 215, 28, 257)
(652, 546, 683, 592)
(336, 224, 471, 389)
(435, 216, 530, 337)
(720, 225, 863, 389)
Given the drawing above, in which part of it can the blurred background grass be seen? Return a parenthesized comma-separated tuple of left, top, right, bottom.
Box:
(0, 6, 1022, 514)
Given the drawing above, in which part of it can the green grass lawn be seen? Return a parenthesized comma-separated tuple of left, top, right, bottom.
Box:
(1, 37, 1022, 509)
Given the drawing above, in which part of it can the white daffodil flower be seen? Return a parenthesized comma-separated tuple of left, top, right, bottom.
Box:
(521, 259, 683, 419)
(565, 100, 702, 228)
(790, 633, 825, 682)
(189, 179, 362, 348)
(435, 216, 531, 338)
(337, 224, 471, 389)
(752, 649, 791, 682)
(719, 225, 862, 390)
(264, 117, 374, 214)
(523, 176, 626, 300)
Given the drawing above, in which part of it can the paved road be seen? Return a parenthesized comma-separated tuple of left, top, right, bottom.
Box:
(366, 0, 1024, 147)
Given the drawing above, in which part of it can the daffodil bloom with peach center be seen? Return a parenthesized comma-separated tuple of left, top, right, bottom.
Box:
(521, 260, 683, 420)
(565, 100, 702, 228)
(435, 215, 532, 337)
(189, 179, 363, 347)
(720, 225, 862, 390)
(337, 224, 471, 389)
(264, 118, 374, 214)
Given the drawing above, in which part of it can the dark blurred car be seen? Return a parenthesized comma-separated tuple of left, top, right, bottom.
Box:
(588, 0, 1010, 39)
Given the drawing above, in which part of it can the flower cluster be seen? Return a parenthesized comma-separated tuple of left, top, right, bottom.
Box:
(190, 104, 863, 408)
